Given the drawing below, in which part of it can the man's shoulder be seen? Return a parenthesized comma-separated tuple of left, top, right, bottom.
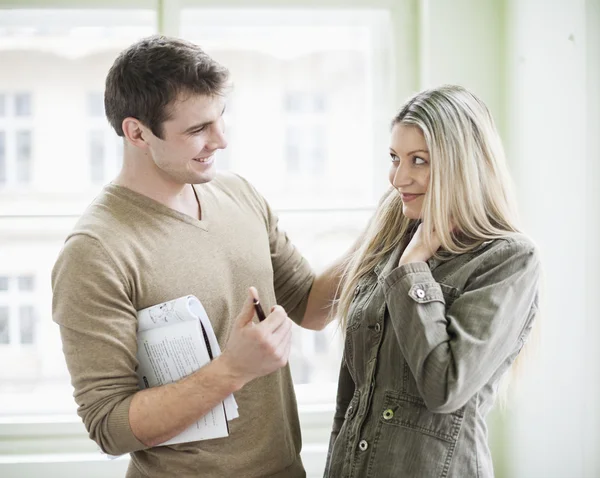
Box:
(69, 187, 129, 243)
(210, 171, 260, 198)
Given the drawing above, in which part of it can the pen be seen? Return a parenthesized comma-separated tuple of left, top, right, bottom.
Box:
(253, 298, 266, 322)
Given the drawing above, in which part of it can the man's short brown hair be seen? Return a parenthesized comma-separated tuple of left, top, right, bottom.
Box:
(105, 35, 230, 139)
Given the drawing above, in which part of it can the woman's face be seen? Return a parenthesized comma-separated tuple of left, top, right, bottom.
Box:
(388, 123, 431, 220)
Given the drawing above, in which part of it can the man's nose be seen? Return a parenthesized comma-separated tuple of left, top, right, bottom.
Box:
(206, 123, 228, 151)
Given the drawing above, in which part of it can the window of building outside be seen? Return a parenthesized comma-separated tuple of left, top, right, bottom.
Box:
(0, 92, 33, 187)
(88, 91, 123, 184)
(0, 6, 391, 418)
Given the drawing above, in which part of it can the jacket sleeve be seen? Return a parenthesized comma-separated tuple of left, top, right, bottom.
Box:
(382, 240, 540, 413)
(52, 234, 147, 455)
(325, 357, 356, 472)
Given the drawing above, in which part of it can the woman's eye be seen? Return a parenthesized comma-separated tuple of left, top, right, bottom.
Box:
(414, 156, 426, 165)
(390, 153, 399, 163)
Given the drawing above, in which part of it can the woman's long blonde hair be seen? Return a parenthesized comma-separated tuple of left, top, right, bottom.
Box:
(336, 85, 521, 328)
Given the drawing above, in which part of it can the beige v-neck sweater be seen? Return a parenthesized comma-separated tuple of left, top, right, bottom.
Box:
(52, 172, 314, 478)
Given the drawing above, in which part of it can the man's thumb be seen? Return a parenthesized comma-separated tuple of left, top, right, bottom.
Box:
(236, 288, 258, 327)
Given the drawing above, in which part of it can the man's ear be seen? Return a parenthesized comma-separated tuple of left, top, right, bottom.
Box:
(122, 117, 150, 149)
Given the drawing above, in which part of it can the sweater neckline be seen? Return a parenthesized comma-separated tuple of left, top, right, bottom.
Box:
(105, 183, 210, 232)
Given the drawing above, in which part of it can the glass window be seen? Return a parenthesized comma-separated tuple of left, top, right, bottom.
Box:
(15, 92, 32, 117)
(181, 8, 392, 390)
(0, 131, 5, 184)
(285, 125, 325, 175)
(19, 305, 36, 344)
(89, 129, 105, 183)
(0, 93, 5, 117)
(285, 91, 325, 113)
(0, 307, 8, 344)
(0, 8, 156, 417)
(17, 275, 34, 291)
(16, 130, 32, 183)
(87, 91, 105, 118)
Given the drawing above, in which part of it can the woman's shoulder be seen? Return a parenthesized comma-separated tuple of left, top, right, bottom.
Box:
(471, 232, 540, 272)
(484, 232, 538, 254)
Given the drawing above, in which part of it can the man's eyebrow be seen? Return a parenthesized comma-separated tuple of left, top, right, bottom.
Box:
(182, 105, 226, 134)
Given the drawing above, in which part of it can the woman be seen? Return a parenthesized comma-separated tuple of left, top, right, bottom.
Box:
(325, 85, 540, 478)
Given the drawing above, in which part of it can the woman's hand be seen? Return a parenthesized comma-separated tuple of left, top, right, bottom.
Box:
(398, 223, 442, 266)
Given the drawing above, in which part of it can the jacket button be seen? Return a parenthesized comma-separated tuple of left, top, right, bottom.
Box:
(374, 323, 381, 333)
(354, 285, 361, 297)
(383, 409, 394, 420)
(416, 288, 425, 299)
(346, 405, 353, 418)
(358, 439, 368, 451)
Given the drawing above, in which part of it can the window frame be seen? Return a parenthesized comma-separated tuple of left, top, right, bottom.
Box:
(0, 0, 417, 473)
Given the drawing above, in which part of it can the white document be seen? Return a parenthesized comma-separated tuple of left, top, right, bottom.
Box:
(136, 295, 239, 446)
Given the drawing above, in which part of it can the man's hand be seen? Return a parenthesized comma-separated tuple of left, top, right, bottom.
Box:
(398, 223, 442, 266)
(220, 287, 293, 388)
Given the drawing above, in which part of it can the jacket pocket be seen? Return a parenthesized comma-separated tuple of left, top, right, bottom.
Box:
(379, 391, 463, 442)
(365, 391, 463, 478)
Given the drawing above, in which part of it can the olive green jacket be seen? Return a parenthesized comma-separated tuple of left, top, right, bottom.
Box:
(325, 233, 540, 478)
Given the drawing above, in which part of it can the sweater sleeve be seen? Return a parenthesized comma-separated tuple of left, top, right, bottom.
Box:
(227, 172, 315, 325)
(52, 233, 147, 455)
(263, 199, 315, 325)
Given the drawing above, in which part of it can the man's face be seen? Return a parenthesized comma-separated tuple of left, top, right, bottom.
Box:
(142, 93, 227, 185)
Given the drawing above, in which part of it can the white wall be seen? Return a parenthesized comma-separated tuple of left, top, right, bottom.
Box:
(505, 0, 600, 477)
(419, 1, 600, 476)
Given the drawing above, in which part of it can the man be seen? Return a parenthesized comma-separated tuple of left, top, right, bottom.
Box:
(52, 35, 340, 478)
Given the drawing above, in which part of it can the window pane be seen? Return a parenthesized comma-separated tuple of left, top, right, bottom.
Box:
(17, 275, 34, 291)
(0, 131, 5, 184)
(16, 130, 32, 183)
(0, 276, 8, 290)
(0, 93, 5, 116)
(89, 129, 105, 183)
(0, 307, 8, 344)
(180, 9, 390, 210)
(181, 9, 392, 392)
(0, 9, 155, 200)
(0, 8, 156, 416)
(19, 305, 35, 344)
(87, 91, 105, 118)
(15, 92, 31, 117)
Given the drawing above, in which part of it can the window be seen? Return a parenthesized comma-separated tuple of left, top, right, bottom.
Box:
(16, 130, 32, 183)
(284, 92, 327, 175)
(285, 124, 325, 175)
(0, 275, 38, 346)
(0, 4, 397, 478)
(181, 8, 393, 391)
(0, 8, 156, 417)
(0, 93, 34, 187)
(0, 1, 392, 428)
(87, 92, 123, 184)
(87, 91, 105, 118)
(0, 306, 8, 344)
(0, 131, 5, 184)
(15, 93, 32, 117)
